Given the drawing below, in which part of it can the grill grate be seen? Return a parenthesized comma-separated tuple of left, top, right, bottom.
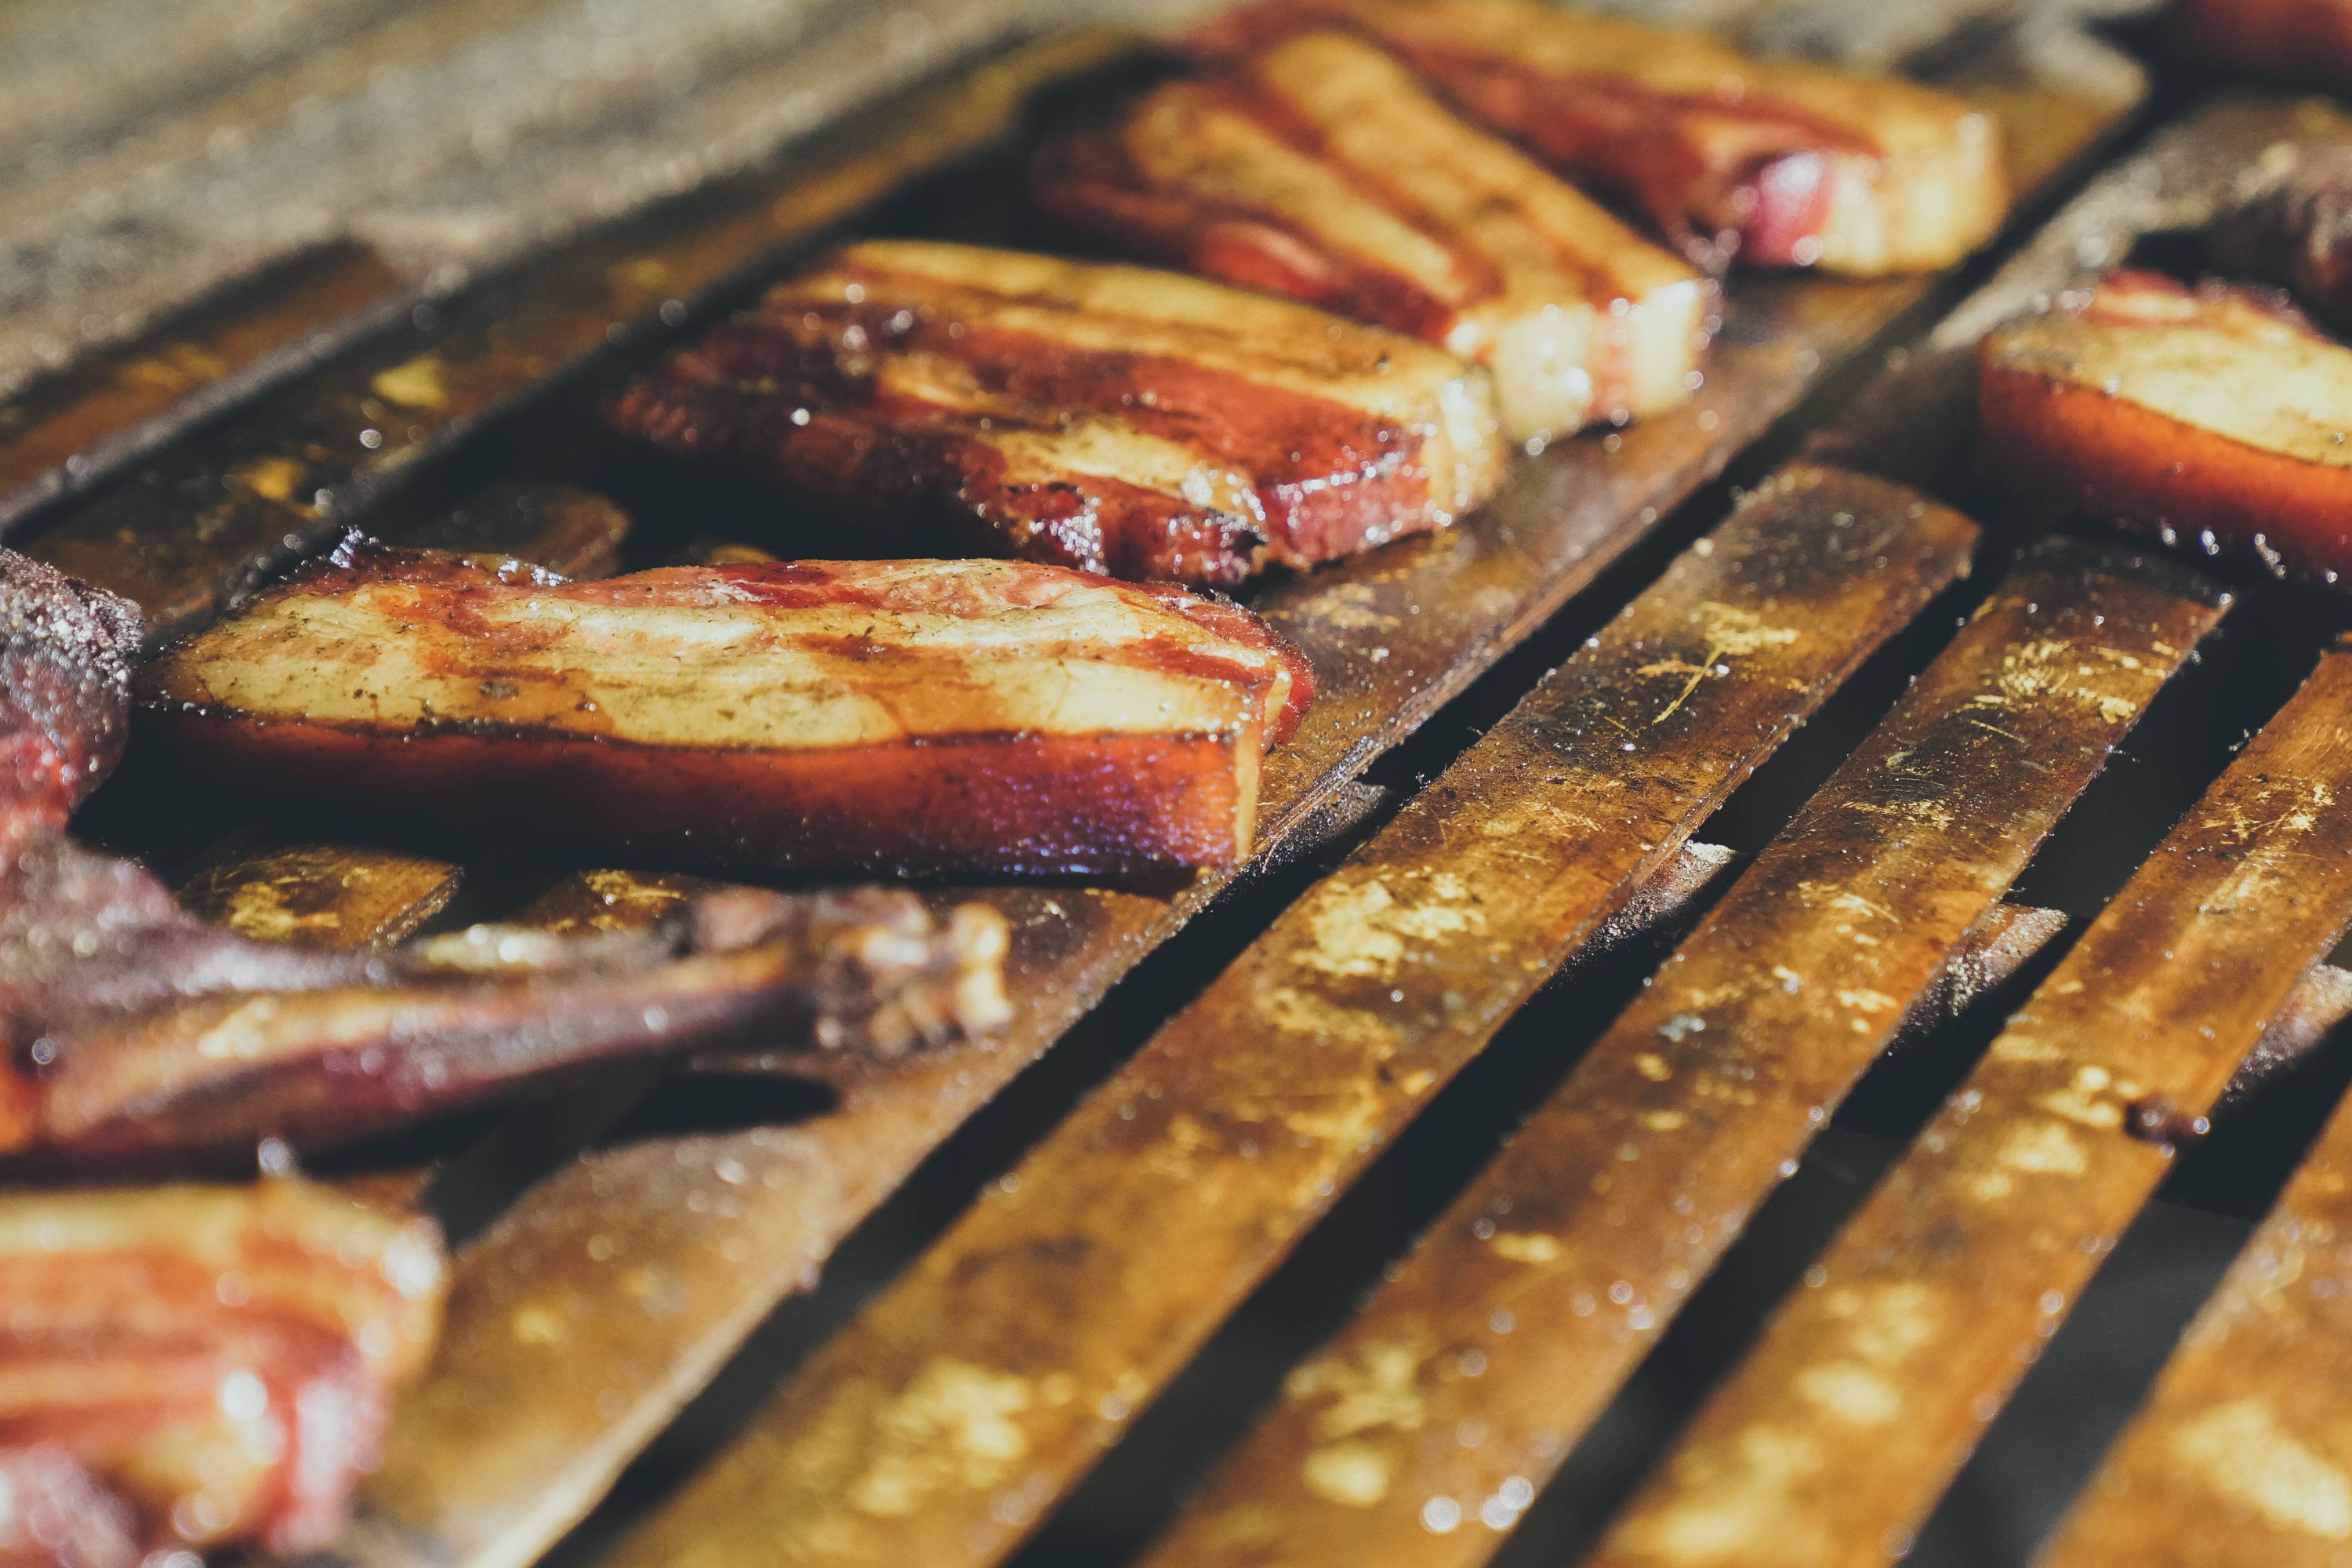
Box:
(10, 13, 2352, 1568)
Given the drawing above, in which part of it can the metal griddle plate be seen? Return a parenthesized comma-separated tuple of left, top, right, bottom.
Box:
(23, 11, 2352, 1568)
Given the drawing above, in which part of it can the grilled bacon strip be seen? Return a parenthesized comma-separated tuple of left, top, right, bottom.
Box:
(0, 543, 1011, 1163)
(1190, 0, 2009, 275)
(2170, 0, 2352, 90)
(138, 548, 1312, 877)
(0, 1180, 447, 1559)
(2209, 141, 2352, 334)
(1032, 29, 1711, 445)
(609, 241, 1505, 586)
(1975, 270, 2352, 583)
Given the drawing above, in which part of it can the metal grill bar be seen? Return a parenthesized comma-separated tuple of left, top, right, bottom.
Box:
(2038, 917, 2352, 1566)
(1132, 538, 2223, 1568)
(583, 467, 1971, 1568)
(1588, 643, 2352, 1568)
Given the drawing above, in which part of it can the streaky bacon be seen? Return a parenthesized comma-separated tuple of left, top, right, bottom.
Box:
(1032, 29, 1711, 445)
(1976, 270, 2352, 585)
(0, 1180, 447, 1559)
(1186, 0, 2008, 276)
(136, 546, 1314, 879)
(608, 241, 1506, 586)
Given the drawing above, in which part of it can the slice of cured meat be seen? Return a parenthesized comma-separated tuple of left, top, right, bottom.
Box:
(136, 547, 1313, 877)
(608, 241, 1506, 586)
(1032, 29, 1712, 445)
(0, 1180, 447, 1559)
(1191, 0, 2009, 275)
(1975, 270, 2352, 583)
(2169, 0, 2352, 92)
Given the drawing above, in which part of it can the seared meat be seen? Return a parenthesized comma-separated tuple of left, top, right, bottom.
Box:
(1032, 30, 1711, 445)
(1190, 0, 2009, 275)
(608, 241, 1505, 586)
(2170, 0, 2352, 90)
(1976, 270, 2352, 583)
(0, 1180, 446, 1559)
(2210, 142, 2352, 334)
(137, 547, 1313, 877)
(0, 544, 1010, 1163)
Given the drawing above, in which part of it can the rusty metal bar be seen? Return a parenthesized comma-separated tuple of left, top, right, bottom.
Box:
(575, 464, 1971, 1568)
(2036, 974, 2352, 1567)
(1588, 643, 2352, 1568)
(1129, 539, 2223, 1568)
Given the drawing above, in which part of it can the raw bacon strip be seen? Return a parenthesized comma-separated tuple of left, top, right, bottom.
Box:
(137, 548, 1312, 877)
(1192, 0, 2009, 275)
(1975, 270, 2352, 584)
(609, 241, 1505, 586)
(0, 1180, 447, 1559)
(1033, 29, 1711, 445)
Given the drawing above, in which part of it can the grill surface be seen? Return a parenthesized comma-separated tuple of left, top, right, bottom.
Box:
(8, 8, 2352, 1568)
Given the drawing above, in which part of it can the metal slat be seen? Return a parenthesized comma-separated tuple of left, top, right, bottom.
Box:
(581, 465, 1973, 1568)
(1133, 539, 2225, 1568)
(2037, 963, 2352, 1566)
(177, 844, 463, 951)
(1587, 644, 2352, 1568)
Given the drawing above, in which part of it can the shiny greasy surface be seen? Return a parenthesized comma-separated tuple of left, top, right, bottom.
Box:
(1977, 270, 2352, 583)
(593, 466, 1973, 1568)
(611, 241, 1505, 586)
(139, 551, 1309, 876)
(0, 1178, 447, 1557)
(2041, 917, 2352, 1565)
(1138, 540, 2223, 1568)
(1592, 643, 2352, 1568)
(1196, 0, 2008, 274)
(1034, 30, 1708, 443)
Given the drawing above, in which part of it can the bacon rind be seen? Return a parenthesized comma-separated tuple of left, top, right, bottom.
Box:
(0, 1180, 447, 1557)
(27, 890, 1011, 1162)
(1033, 30, 1711, 444)
(136, 550, 1312, 877)
(0, 556, 141, 855)
(1189, 0, 2008, 276)
(1975, 270, 2352, 583)
(608, 241, 1504, 585)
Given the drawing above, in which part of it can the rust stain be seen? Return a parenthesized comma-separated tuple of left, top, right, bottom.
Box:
(1135, 539, 2223, 1568)
(1595, 646, 2352, 1568)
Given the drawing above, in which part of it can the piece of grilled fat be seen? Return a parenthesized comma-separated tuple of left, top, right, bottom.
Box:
(1190, 0, 2008, 276)
(1976, 270, 2352, 583)
(1032, 29, 1711, 445)
(137, 548, 1314, 877)
(0, 1180, 447, 1560)
(608, 241, 1505, 586)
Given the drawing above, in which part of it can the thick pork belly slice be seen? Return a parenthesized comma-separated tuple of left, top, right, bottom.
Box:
(608, 241, 1504, 586)
(1193, 0, 2008, 275)
(1033, 30, 1711, 445)
(2169, 0, 2352, 91)
(136, 550, 1315, 877)
(1975, 270, 2352, 583)
(2209, 141, 2352, 335)
(0, 1180, 445, 1559)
